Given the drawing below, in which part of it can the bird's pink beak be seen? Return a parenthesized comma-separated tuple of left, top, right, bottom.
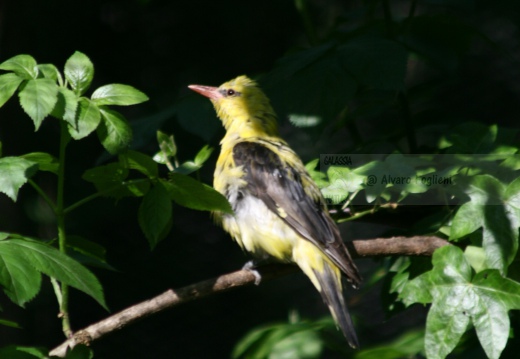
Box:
(188, 84, 223, 100)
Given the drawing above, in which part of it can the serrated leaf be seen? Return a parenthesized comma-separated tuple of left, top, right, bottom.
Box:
(138, 182, 172, 248)
(0, 55, 38, 79)
(0, 242, 42, 306)
(0, 73, 24, 107)
(68, 98, 101, 140)
(0, 157, 38, 201)
(97, 108, 133, 154)
(91, 84, 148, 106)
(164, 174, 233, 213)
(20, 152, 59, 174)
(37, 63, 62, 84)
(64, 51, 94, 96)
(0, 238, 107, 309)
(51, 87, 78, 126)
(18, 78, 58, 130)
(120, 150, 158, 178)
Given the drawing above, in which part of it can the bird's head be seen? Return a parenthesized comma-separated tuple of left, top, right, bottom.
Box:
(189, 75, 278, 138)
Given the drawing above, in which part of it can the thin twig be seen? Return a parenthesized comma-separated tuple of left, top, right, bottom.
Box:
(49, 235, 449, 357)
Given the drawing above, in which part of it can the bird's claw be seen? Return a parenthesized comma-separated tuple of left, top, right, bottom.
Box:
(242, 260, 262, 285)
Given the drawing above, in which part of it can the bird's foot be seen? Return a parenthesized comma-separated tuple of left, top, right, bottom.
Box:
(242, 260, 262, 285)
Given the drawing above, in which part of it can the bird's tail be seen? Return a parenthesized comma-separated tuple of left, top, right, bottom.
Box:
(313, 263, 359, 349)
(293, 241, 359, 348)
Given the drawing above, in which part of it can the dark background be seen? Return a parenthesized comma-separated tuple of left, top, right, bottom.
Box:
(0, 0, 519, 358)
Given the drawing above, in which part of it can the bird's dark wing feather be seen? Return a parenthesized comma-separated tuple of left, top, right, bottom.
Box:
(233, 141, 360, 286)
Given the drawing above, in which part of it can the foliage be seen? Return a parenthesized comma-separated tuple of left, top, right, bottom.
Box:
(0, 1, 518, 358)
(215, 1, 520, 359)
(0, 51, 231, 356)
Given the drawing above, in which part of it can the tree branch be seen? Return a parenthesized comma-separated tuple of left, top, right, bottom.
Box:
(49, 235, 449, 357)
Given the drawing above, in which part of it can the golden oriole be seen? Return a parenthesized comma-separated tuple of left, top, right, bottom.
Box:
(189, 75, 361, 348)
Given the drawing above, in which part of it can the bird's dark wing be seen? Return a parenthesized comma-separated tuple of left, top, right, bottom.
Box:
(233, 141, 360, 286)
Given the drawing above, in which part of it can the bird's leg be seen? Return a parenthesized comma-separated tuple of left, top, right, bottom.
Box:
(242, 259, 270, 285)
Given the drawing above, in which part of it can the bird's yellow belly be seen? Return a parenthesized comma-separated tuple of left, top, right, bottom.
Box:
(222, 195, 298, 262)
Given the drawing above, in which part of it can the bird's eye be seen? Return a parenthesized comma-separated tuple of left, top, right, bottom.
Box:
(227, 89, 236, 96)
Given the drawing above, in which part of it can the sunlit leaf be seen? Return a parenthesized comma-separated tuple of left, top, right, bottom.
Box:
(18, 78, 58, 130)
(0, 73, 24, 108)
(0, 157, 38, 201)
(97, 108, 133, 154)
(0, 54, 38, 79)
(91, 84, 148, 106)
(64, 51, 94, 96)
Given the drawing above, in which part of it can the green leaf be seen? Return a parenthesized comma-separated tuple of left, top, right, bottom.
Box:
(138, 182, 172, 248)
(51, 87, 78, 126)
(0, 241, 42, 306)
(157, 130, 177, 157)
(194, 145, 213, 166)
(401, 246, 520, 359)
(449, 175, 519, 274)
(18, 78, 59, 130)
(68, 98, 101, 140)
(0, 345, 48, 359)
(0, 157, 38, 201)
(464, 246, 488, 273)
(232, 318, 333, 359)
(91, 84, 148, 106)
(82, 162, 131, 199)
(67, 236, 115, 271)
(64, 51, 94, 96)
(64, 344, 93, 359)
(97, 108, 133, 154)
(482, 204, 518, 274)
(321, 166, 366, 204)
(172, 145, 214, 174)
(37, 63, 62, 84)
(0, 73, 24, 107)
(120, 150, 158, 178)
(0, 54, 38, 79)
(354, 329, 425, 359)
(0, 237, 107, 309)
(164, 174, 233, 213)
(154, 131, 179, 166)
(0, 318, 22, 329)
(450, 202, 482, 240)
(505, 176, 520, 209)
(20, 152, 59, 174)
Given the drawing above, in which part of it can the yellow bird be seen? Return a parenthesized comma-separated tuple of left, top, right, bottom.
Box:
(189, 76, 361, 348)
